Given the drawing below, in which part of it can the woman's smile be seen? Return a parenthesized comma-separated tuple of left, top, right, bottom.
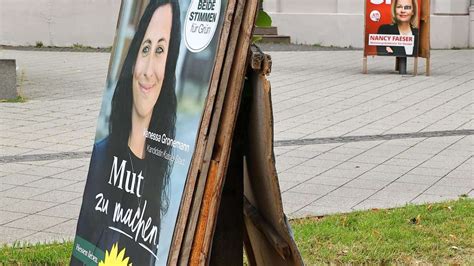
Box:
(139, 82, 155, 94)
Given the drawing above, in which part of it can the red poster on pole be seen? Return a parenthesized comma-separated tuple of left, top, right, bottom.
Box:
(365, 0, 421, 57)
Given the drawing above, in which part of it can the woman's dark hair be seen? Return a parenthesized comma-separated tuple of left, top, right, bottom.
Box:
(109, 0, 181, 217)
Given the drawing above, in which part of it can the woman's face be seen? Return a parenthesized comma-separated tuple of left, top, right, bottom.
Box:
(132, 4, 172, 120)
(395, 0, 414, 24)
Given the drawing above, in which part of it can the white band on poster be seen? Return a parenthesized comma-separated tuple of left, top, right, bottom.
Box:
(368, 34, 414, 47)
(184, 0, 221, 53)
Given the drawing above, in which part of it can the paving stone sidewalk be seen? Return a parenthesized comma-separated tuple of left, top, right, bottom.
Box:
(0, 49, 472, 245)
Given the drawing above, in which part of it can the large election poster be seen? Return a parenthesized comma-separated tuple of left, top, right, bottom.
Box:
(71, 0, 226, 265)
(365, 0, 421, 57)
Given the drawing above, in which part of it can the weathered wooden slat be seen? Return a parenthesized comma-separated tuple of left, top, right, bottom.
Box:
(419, 0, 431, 76)
(168, 0, 238, 264)
(243, 56, 304, 265)
(188, 0, 259, 264)
(209, 126, 244, 265)
(249, 45, 264, 70)
(176, 0, 247, 264)
(244, 197, 290, 259)
(243, 216, 257, 266)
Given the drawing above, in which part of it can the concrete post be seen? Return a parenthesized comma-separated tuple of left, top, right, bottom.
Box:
(0, 60, 18, 99)
(470, 4, 474, 47)
(431, 0, 470, 48)
(432, 0, 470, 14)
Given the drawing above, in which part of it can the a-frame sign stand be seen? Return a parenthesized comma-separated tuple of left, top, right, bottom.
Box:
(170, 43, 304, 266)
(169, 0, 303, 264)
(205, 46, 303, 265)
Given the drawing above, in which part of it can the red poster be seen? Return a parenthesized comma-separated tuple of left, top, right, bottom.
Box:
(365, 0, 421, 57)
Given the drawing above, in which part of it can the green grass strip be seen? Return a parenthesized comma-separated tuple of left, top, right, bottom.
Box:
(293, 197, 473, 264)
(0, 241, 73, 265)
(0, 96, 27, 103)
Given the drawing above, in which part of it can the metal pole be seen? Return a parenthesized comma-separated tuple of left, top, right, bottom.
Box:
(398, 57, 407, 74)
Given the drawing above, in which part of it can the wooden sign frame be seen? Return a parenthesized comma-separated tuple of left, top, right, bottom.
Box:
(172, 6, 304, 264)
(180, 44, 304, 265)
(166, 0, 242, 263)
(170, 0, 263, 264)
(242, 46, 304, 266)
(362, 0, 431, 76)
(72, 0, 302, 264)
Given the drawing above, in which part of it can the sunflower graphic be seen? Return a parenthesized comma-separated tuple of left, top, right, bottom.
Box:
(98, 243, 132, 266)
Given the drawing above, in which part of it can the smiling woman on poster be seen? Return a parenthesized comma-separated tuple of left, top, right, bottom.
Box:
(72, 0, 181, 264)
(377, 0, 419, 56)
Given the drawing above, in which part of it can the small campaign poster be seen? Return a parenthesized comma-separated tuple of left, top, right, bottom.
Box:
(71, 0, 226, 265)
(365, 0, 421, 57)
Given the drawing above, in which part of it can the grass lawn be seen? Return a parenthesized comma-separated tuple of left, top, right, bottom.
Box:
(1, 197, 472, 265)
(0, 242, 73, 265)
(0, 96, 27, 103)
(293, 196, 473, 264)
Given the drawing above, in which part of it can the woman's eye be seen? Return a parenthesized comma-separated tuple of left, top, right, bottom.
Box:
(156, 47, 164, 54)
(142, 46, 150, 54)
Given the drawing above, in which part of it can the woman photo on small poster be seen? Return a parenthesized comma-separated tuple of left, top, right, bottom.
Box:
(72, 0, 181, 264)
(377, 0, 419, 56)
